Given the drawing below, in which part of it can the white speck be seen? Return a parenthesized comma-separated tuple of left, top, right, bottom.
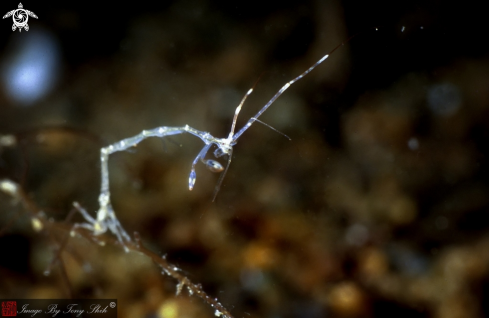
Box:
(401, 26, 405, 32)
(0, 179, 19, 196)
(408, 137, 419, 150)
(31, 217, 43, 232)
(0, 135, 16, 147)
(420, 26, 424, 30)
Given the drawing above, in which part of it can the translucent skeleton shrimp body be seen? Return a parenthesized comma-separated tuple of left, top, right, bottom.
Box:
(73, 32, 369, 250)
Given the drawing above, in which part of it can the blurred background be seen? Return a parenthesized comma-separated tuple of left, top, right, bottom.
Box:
(2, 0, 489, 317)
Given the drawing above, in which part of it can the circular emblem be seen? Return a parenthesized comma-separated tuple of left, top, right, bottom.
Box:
(13, 8, 28, 28)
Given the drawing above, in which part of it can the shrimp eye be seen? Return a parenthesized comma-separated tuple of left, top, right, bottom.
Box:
(205, 159, 224, 173)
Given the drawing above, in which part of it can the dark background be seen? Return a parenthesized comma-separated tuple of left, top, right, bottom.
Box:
(2, 1, 489, 317)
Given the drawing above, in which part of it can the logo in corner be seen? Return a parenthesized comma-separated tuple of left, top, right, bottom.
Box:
(3, 3, 37, 32)
(1, 300, 17, 316)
